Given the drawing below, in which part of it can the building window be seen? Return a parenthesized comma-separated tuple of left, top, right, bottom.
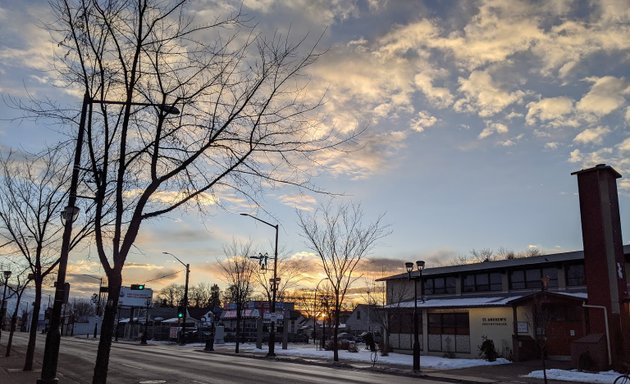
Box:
(425, 276, 457, 295)
(510, 267, 559, 290)
(389, 311, 420, 334)
(462, 272, 502, 293)
(566, 264, 585, 286)
(428, 312, 470, 353)
(357, 310, 361, 320)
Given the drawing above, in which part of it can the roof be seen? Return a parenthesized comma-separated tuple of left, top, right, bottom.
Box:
(385, 290, 587, 310)
(378, 245, 630, 282)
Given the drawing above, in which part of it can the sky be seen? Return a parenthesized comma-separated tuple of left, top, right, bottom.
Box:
(0, 0, 629, 302)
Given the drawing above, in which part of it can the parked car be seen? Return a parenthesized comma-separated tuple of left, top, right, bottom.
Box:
(335, 332, 355, 342)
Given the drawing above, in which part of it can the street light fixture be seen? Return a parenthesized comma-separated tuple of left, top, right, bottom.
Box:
(240, 212, 279, 357)
(163, 252, 189, 345)
(39, 94, 180, 384)
(405, 260, 425, 372)
(0, 270, 12, 342)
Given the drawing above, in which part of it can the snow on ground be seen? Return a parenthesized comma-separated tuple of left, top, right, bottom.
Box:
(177, 341, 511, 370)
(526, 369, 622, 384)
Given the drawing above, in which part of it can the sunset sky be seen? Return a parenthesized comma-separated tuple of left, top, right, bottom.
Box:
(1, 0, 629, 301)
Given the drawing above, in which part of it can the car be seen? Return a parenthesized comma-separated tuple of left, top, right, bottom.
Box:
(334, 332, 355, 341)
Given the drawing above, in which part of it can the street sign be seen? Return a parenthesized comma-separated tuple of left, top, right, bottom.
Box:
(119, 286, 153, 307)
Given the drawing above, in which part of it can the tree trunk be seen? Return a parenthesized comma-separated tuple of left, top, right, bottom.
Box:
(23, 283, 41, 371)
(5, 296, 21, 357)
(92, 274, 121, 384)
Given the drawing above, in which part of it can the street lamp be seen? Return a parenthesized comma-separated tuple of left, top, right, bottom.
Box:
(39, 94, 180, 384)
(405, 260, 425, 372)
(240, 213, 279, 357)
(163, 252, 189, 345)
(141, 298, 151, 345)
(0, 270, 12, 342)
(320, 295, 331, 350)
(312, 277, 328, 346)
(78, 274, 105, 338)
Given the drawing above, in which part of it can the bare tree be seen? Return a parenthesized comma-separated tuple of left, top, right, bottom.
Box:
(373, 279, 410, 355)
(157, 284, 184, 307)
(253, 252, 303, 310)
(218, 240, 256, 353)
(29, 1, 350, 381)
(189, 283, 214, 308)
(69, 299, 96, 320)
(298, 202, 388, 361)
(4, 264, 31, 357)
(0, 147, 94, 370)
(209, 284, 221, 309)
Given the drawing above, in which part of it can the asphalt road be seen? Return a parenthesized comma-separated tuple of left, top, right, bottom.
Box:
(12, 333, 451, 384)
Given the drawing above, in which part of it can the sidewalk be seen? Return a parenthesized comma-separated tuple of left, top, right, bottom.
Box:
(0, 342, 42, 384)
(2, 336, 569, 384)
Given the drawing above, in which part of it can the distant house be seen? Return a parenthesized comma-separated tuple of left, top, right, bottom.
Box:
(345, 304, 381, 334)
(219, 301, 306, 342)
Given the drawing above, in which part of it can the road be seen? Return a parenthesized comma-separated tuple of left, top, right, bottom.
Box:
(10, 333, 451, 384)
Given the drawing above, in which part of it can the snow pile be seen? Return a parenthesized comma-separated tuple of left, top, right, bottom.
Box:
(211, 342, 511, 370)
(526, 369, 621, 383)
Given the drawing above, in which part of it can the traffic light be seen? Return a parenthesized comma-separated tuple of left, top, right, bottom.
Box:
(130, 284, 145, 290)
(177, 306, 184, 319)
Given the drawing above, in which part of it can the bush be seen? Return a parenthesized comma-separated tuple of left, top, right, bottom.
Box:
(479, 336, 498, 362)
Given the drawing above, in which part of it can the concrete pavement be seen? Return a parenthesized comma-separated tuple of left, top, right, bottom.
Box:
(1, 332, 571, 384)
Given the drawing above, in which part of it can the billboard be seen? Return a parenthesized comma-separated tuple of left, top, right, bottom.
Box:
(118, 286, 153, 307)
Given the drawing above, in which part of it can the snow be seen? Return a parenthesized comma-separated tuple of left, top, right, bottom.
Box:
(180, 341, 511, 370)
(526, 369, 623, 383)
(149, 340, 627, 382)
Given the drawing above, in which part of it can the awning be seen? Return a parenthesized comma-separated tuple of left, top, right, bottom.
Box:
(386, 291, 588, 310)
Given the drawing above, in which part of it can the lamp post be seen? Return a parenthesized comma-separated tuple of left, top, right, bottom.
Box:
(81, 274, 103, 338)
(240, 213, 279, 357)
(312, 277, 328, 345)
(38, 94, 180, 384)
(163, 252, 189, 345)
(320, 295, 330, 350)
(0, 270, 11, 342)
(141, 298, 151, 345)
(405, 260, 425, 372)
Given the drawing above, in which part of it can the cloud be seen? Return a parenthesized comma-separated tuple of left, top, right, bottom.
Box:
(277, 193, 317, 211)
(410, 111, 437, 132)
(568, 149, 582, 163)
(455, 71, 525, 117)
(576, 76, 629, 116)
(573, 126, 610, 145)
(314, 130, 408, 180)
(618, 138, 630, 153)
(479, 122, 509, 139)
(526, 97, 574, 126)
(413, 70, 454, 108)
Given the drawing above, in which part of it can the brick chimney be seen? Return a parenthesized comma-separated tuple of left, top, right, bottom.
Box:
(572, 164, 626, 366)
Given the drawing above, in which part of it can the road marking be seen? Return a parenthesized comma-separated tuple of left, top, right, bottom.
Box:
(138, 381, 166, 384)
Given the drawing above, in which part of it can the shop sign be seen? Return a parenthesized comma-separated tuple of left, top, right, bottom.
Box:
(481, 317, 508, 326)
